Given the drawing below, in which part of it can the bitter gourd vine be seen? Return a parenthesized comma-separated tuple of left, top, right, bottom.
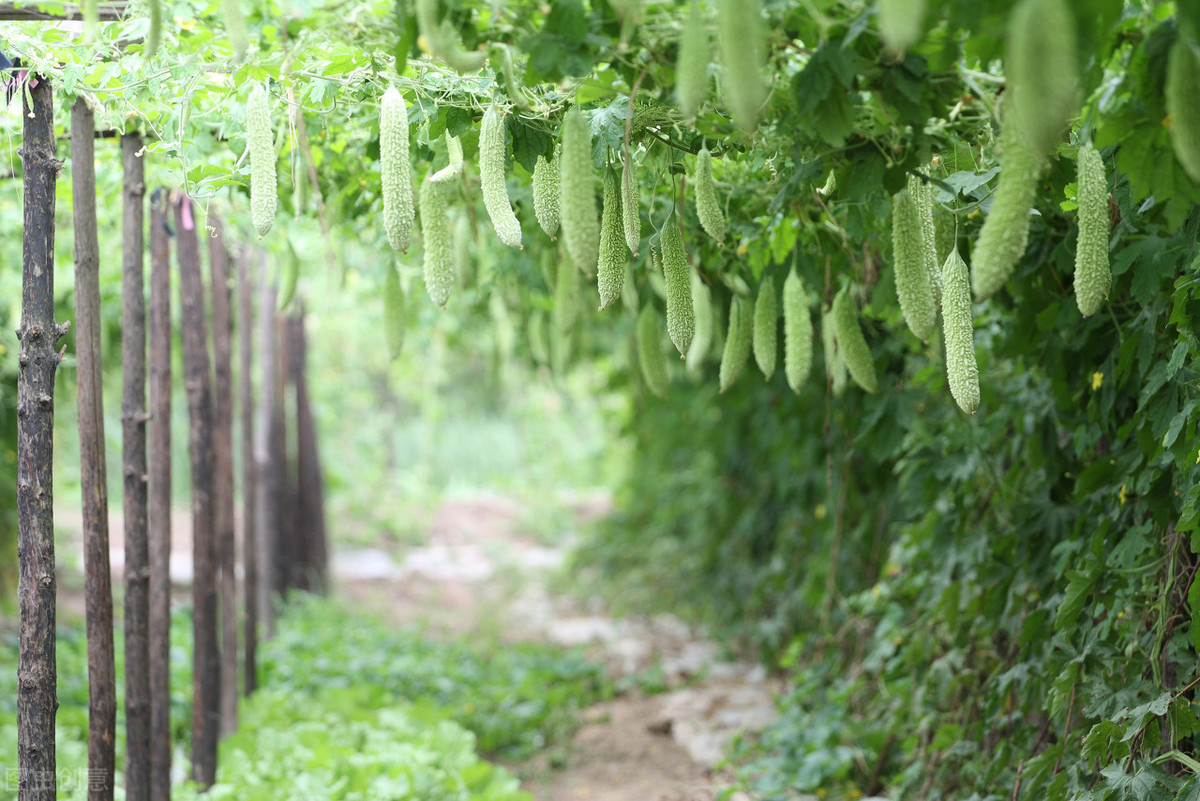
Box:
(1074, 142, 1111, 318)
(380, 86, 414, 253)
(479, 105, 523, 249)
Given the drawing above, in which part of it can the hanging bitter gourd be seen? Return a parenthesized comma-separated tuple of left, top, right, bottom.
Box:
(694, 147, 725, 244)
(419, 177, 455, 307)
(753, 275, 777, 379)
(637, 305, 670, 398)
(597, 168, 627, 311)
(380, 86, 414, 252)
(1005, 0, 1078, 160)
(822, 304, 847, 397)
(559, 109, 601, 276)
(1167, 34, 1200, 183)
(247, 82, 277, 238)
(222, 0, 249, 60)
(676, 0, 709, 118)
(718, 0, 766, 132)
(940, 247, 980, 414)
(891, 184, 936, 341)
(428, 132, 464, 184)
(971, 115, 1044, 301)
(533, 148, 561, 239)
(383, 264, 406, 360)
(660, 215, 695, 357)
(878, 0, 926, 55)
(622, 153, 641, 255)
(832, 288, 877, 394)
(783, 270, 812, 392)
(479, 105, 523, 249)
(719, 295, 753, 392)
(1073, 142, 1110, 317)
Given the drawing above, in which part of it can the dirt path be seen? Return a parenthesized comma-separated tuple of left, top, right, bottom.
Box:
(335, 492, 776, 801)
(56, 492, 775, 801)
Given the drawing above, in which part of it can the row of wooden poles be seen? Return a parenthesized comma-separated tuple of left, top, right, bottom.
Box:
(15, 78, 329, 801)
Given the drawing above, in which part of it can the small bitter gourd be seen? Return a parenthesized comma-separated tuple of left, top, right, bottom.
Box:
(637, 305, 670, 398)
(940, 247, 980, 414)
(560, 109, 601, 276)
(891, 184, 936, 341)
(753, 275, 777, 380)
(597, 168, 627, 311)
(419, 177, 455, 307)
(622, 154, 641, 255)
(380, 86, 414, 252)
(783, 270, 812, 392)
(660, 215, 695, 357)
(719, 295, 752, 392)
(832, 288, 878, 394)
(247, 82, 277, 238)
(676, 0, 710, 118)
(1073, 142, 1110, 317)
(479, 105, 523, 249)
(694, 147, 725, 244)
(533, 148, 561, 239)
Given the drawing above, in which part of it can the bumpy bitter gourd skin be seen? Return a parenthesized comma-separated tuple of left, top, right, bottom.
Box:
(1005, 0, 1078, 160)
(560, 109, 601, 276)
(718, 0, 766, 132)
(1074, 142, 1111, 317)
(832, 288, 878, 394)
(676, 0, 709, 119)
(419, 178, 455, 307)
(822, 305, 847, 396)
(533, 148, 561, 239)
(597, 169, 627, 311)
(783, 270, 812, 392)
(247, 82, 277, 238)
(971, 118, 1044, 301)
(479, 106, 523, 249)
(637, 305, 670, 398)
(661, 216, 695, 357)
(719, 295, 753, 392)
(383, 265, 406, 360)
(694, 147, 725, 244)
(622, 155, 641, 255)
(1167, 35, 1200, 183)
(891, 185, 936, 341)
(753, 275, 777, 379)
(878, 0, 926, 55)
(916, 175, 941, 300)
(940, 248, 980, 414)
(380, 86, 414, 252)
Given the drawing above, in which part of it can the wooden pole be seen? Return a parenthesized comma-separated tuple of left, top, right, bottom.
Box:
(274, 313, 295, 595)
(147, 188, 173, 801)
(17, 73, 63, 801)
(119, 132, 150, 801)
(208, 218, 238, 736)
(289, 310, 328, 591)
(174, 193, 219, 788)
(238, 252, 258, 693)
(254, 277, 279, 635)
(73, 96, 116, 801)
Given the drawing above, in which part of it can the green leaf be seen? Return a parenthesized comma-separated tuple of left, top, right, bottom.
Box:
(1055, 563, 1100, 631)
